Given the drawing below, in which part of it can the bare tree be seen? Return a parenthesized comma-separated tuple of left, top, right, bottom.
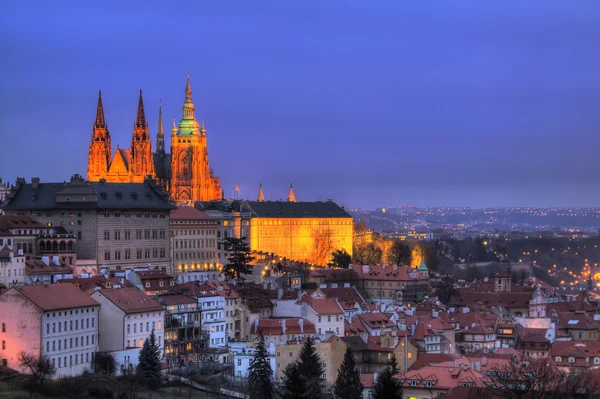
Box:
(17, 351, 56, 398)
(482, 355, 587, 399)
(312, 228, 334, 266)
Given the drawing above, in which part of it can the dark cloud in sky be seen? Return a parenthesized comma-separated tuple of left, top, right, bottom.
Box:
(1, 0, 599, 208)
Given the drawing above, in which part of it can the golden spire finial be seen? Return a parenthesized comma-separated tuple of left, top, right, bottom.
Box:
(200, 120, 206, 135)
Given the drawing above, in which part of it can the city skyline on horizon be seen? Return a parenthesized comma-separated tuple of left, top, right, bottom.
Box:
(1, 1, 599, 209)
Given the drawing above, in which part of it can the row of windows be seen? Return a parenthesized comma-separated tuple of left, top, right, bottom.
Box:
(46, 335, 95, 352)
(104, 212, 166, 219)
(174, 239, 216, 249)
(104, 229, 166, 241)
(104, 248, 167, 261)
(47, 317, 95, 334)
(177, 263, 219, 271)
(258, 220, 352, 226)
(50, 352, 94, 369)
(127, 321, 161, 334)
(175, 252, 217, 261)
(173, 229, 217, 236)
(317, 315, 341, 323)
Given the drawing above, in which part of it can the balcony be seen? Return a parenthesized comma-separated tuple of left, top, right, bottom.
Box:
(202, 317, 225, 324)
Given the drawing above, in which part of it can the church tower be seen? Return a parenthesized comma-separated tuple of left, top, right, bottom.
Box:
(87, 91, 112, 181)
(129, 90, 154, 181)
(170, 73, 222, 204)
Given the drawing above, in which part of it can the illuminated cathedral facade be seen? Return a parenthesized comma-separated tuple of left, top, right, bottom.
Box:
(87, 75, 222, 204)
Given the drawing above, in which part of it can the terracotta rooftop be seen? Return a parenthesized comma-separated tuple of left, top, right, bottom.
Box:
(0, 215, 46, 231)
(26, 259, 73, 274)
(250, 318, 316, 336)
(170, 205, 216, 221)
(7, 284, 99, 311)
(157, 294, 197, 306)
(350, 264, 424, 281)
(396, 365, 488, 389)
(299, 295, 343, 315)
(93, 287, 164, 313)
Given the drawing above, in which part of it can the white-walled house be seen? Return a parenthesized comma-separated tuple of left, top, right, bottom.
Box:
(0, 246, 25, 288)
(231, 341, 276, 378)
(91, 287, 164, 374)
(0, 284, 99, 378)
(196, 288, 226, 348)
(299, 293, 345, 338)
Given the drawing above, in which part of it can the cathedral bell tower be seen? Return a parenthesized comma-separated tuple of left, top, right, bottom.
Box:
(129, 90, 154, 181)
(87, 90, 112, 181)
(170, 73, 222, 204)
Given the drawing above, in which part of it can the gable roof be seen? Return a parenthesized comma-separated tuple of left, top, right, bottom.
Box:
(170, 205, 215, 221)
(93, 287, 163, 313)
(5, 284, 99, 311)
(239, 200, 352, 219)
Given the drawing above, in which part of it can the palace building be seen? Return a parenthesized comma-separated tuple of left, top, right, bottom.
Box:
(87, 75, 222, 204)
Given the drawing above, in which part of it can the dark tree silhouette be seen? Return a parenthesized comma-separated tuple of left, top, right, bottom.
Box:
(333, 346, 363, 399)
(221, 237, 255, 282)
(247, 333, 274, 399)
(387, 239, 412, 266)
(137, 329, 162, 386)
(329, 249, 352, 269)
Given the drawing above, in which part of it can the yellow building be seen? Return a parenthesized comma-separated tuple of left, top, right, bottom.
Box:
(274, 336, 346, 385)
(243, 199, 353, 265)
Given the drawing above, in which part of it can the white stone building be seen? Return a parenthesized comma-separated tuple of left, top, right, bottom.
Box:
(90, 287, 165, 373)
(0, 284, 100, 377)
(231, 341, 276, 378)
(0, 246, 25, 287)
(196, 287, 226, 348)
(299, 292, 345, 338)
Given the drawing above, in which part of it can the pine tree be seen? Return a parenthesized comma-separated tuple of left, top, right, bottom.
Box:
(388, 353, 399, 375)
(333, 347, 363, 399)
(137, 330, 162, 383)
(373, 367, 402, 399)
(221, 237, 255, 282)
(297, 337, 326, 399)
(247, 333, 274, 399)
(280, 362, 304, 399)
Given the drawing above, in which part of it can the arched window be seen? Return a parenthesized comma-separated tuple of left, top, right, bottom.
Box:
(67, 241, 73, 251)
(52, 241, 58, 252)
(39, 241, 46, 251)
(59, 241, 66, 251)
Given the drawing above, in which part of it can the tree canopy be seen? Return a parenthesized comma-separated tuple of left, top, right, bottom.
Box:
(221, 236, 255, 282)
(334, 346, 363, 399)
(247, 333, 274, 399)
(328, 249, 352, 269)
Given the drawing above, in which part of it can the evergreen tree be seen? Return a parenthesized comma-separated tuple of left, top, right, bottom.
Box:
(333, 347, 363, 399)
(221, 237, 255, 282)
(388, 353, 399, 375)
(328, 249, 352, 269)
(297, 337, 326, 399)
(373, 367, 402, 399)
(280, 362, 304, 399)
(137, 330, 162, 383)
(247, 333, 274, 399)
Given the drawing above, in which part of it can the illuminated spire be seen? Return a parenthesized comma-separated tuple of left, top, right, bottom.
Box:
(171, 118, 177, 135)
(287, 184, 296, 203)
(200, 120, 206, 135)
(156, 100, 165, 154)
(257, 183, 265, 202)
(135, 89, 147, 128)
(181, 72, 196, 121)
(95, 90, 106, 128)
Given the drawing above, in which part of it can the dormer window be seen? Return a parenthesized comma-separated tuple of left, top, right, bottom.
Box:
(409, 380, 418, 387)
(145, 282, 150, 288)
(568, 357, 575, 364)
(159, 281, 164, 287)
(424, 381, 434, 388)
(556, 356, 562, 363)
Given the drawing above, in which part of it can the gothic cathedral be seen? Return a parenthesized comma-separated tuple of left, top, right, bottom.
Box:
(87, 75, 222, 204)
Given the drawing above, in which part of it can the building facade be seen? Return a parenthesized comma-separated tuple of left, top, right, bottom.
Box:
(170, 206, 220, 282)
(0, 284, 99, 378)
(1, 175, 174, 274)
(86, 75, 221, 204)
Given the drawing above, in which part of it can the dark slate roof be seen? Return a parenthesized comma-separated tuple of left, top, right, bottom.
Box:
(240, 200, 352, 218)
(153, 153, 172, 179)
(2, 176, 175, 211)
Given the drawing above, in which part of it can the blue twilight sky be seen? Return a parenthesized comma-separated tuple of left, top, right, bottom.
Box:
(1, 0, 599, 209)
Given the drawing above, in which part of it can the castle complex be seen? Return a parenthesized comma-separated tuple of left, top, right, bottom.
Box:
(87, 75, 222, 204)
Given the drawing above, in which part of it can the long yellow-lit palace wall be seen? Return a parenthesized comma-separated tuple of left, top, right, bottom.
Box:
(249, 217, 353, 265)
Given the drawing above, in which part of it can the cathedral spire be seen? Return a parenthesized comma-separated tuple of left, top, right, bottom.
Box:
(287, 183, 296, 202)
(135, 89, 147, 128)
(156, 100, 165, 154)
(257, 183, 265, 202)
(95, 90, 106, 129)
(181, 72, 196, 121)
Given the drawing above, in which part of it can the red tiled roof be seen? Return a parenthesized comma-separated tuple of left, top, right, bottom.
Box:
(0, 215, 46, 231)
(170, 206, 216, 221)
(0, 246, 11, 258)
(7, 284, 99, 311)
(357, 313, 395, 329)
(396, 365, 488, 389)
(157, 294, 197, 306)
(59, 275, 133, 293)
(26, 259, 73, 274)
(93, 287, 164, 313)
(350, 264, 423, 281)
(299, 295, 343, 315)
(251, 318, 316, 335)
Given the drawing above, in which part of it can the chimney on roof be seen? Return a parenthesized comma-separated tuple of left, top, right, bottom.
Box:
(298, 318, 304, 334)
(451, 360, 456, 367)
(278, 288, 283, 300)
(52, 256, 59, 265)
(432, 310, 439, 318)
(281, 319, 287, 335)
(481, 356, 487, 366)
(254, 318, 259, 333)
(31, 177, 40, 188)
(42, 256, 49, 266)
(462, 307, 469, 314)
(475, 360, 481, 371)
(362, 265, 370, 274)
